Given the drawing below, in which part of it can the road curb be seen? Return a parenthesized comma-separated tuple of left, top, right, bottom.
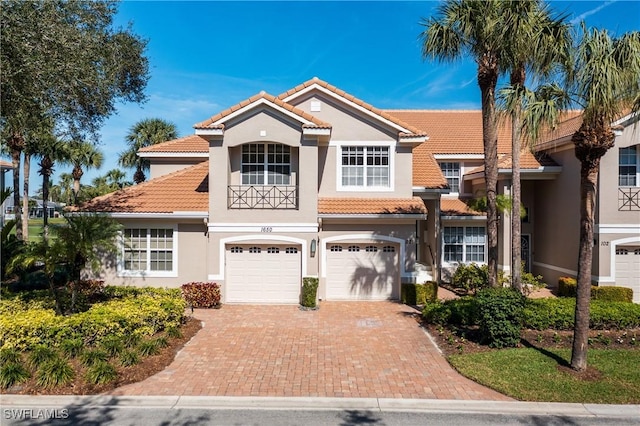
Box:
(1, 395, 639, 417)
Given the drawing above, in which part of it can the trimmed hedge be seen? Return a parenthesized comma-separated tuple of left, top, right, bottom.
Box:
(424, 296, 640, 331)
(0, 287, 186, 350)
(181, 282, 221, 308)
(557, 277, 633, 302)
(301, 277, 319, 308)
(475, 288, 525, 348)
(401, 281, 438, 305)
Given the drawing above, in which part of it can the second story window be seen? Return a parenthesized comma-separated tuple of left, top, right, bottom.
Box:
(341, 146, 390, 189)
(439, 162, 460, 193)
(619, 146, 638, 186)
(242, 143, 290, 185)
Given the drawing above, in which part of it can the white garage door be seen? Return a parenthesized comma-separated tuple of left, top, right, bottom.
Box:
(226, 244, 301, 304)
(615, 246, 640, 303)
(326, 243, 399, 300)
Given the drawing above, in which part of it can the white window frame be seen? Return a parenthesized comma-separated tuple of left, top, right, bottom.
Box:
(442, 225, 487, 265)
(241, 143, 291, 186)
(118, 225, 178, 278)
(619, 145, 639, 187)
(439, 162, 461, 194)
(335, 141, 395, 192)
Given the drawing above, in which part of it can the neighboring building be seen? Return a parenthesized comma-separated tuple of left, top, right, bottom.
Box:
(28, 199, 64, 219)
(0, 160, 14, 227)
(76, 78, 640, 303)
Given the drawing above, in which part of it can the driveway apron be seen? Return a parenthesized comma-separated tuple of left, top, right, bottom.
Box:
(110, 302, 510, 400)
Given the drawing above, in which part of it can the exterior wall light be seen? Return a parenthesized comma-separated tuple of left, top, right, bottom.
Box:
(310, 238, 317, 257)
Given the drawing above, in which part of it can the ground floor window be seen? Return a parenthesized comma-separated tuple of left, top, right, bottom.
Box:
(122, 228, 174, 273)
(443, 226, 486, 263)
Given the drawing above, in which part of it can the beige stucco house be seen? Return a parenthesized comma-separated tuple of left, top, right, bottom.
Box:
(79, 78, 640, 303)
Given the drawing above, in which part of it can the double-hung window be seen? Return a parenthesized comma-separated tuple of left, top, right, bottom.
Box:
(443, 226, 486, 263)
(439, 162, 460, 193)
(341, 146, 390, 189)
(619, 146, 638, 186)
(241, 143, 290, 185)
(121, 228, 175, 275)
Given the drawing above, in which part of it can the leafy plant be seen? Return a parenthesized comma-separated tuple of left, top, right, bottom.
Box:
(475, 287, 525, 348)
(36, 358, 74, 388)
(85, 361, 118, 385)
(122, 333, 142, 349)
(27, 345, 59, 369)
(154, 337, 169, 349)
(119, 349, 140, 367)
(80, 349, 109, 367)
(451, 263, 506, 294)
(60, 338, 84, 358)
(180, 282, 221, 308)
(0, 362, 30, 389)
(301, 277, 319, 308)
(166, 326, 182, 339)
(139, 340, 160, 357)
(100, 337, 124, 357)
(0, 348, 22, 365)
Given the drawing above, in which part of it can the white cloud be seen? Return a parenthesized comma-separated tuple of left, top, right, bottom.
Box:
(569, 1, 617, 25)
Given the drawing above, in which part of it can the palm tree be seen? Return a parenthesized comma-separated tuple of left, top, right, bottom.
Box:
(566, 25, 640, 371)
(105, 168, 129, 189)
(66, 140, 103, 205)
(55, 173, 75, 206)
(420, 0, 511, 287)
(500, 1, 571, 290)
(119, 118, 177, 184)
(36, 134, 68, 241)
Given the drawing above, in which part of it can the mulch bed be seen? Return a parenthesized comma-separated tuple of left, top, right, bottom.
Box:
(4, 317, 202, 395)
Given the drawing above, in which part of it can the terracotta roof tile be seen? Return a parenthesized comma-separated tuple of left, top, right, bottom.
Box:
(441, 198, 484, 216)
(139, 135, 209, 153)
(279, 78, 428, 137)
(0, 160, 12, 169)
(535, 112, 583, 147)
(318, 197, 427, 215)
(194, 91, 331, 130)
(413, 151, 448, 188)
(75, 162, 209, 213)
(467, 150, 560, 174)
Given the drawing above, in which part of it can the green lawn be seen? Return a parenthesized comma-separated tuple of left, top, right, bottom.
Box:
(10, 217, 66, 242)
(448, 348, 640, 404)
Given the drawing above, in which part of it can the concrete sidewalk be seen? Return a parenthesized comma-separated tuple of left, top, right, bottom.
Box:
(2, 395, 639, 418)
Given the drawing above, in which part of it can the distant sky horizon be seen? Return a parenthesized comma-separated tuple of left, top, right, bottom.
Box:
(6, 0, 640, 194)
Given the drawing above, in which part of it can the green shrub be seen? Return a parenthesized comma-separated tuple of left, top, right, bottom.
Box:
(154, 337, 169, 349)
(119, 350, 140, 367)
(180, 282, 221, 308)
(60, 338, 84, 358)
(85, 361, 118, 385)
(523, 298, 640, 330)
(166, 326, 182, 339)
(123, 334, 141, 349)
(422, 296, 477, 326)
(27, 345, 59, 369)
(36, 358, 74, 388)
(402, 282, 438, 305)
(0, 362, 30, 389)
(100, 337, 124, 357)
(139, 340, 160, 357)
(451, 263, 506, 294)
(301, 277, 319, 308)
(557, 277, 633, 302)
(0, 348, 22, 365)
(475, 287, 525, 348)
(80, 349, 109, 367)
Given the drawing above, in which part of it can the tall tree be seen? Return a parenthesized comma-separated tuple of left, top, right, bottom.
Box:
(1, 0, 149, 238)
(66, 141, 104, 205)
(566, 25, 640, 371)
(500, 1, 571, 290)
(420, 0, 511, 287)
(119, 118, 178, 184)
(37, 134, 69, 241)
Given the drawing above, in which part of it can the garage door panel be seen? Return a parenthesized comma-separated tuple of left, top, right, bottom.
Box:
(326, 243, 399, 300)
(226, 245, 301, 304)
(615, 246, 640, 303)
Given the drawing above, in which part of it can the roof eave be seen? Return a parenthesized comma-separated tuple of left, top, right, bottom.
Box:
(318, 213, 427, 220)
(68, 211, 209, 219)
(195, 128, 224, 136)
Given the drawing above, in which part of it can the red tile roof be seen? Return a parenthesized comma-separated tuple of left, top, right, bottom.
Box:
(139, 135, 209, 153)
(413, 151, 448, 188)
(75, 162, 209, 213)
(194, 91, 331, 130)
(318, 197, 427, 215)
(440, 198, 484, 216)
(467, 150, 560, 174)
(279, 78, 428, 137)
(0, 160, 12, 169)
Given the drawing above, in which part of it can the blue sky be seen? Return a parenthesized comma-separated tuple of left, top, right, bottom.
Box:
(13, 0, 640, 191)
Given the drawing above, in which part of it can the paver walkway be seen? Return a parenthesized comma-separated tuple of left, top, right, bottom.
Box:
(111, 302, 511, 400)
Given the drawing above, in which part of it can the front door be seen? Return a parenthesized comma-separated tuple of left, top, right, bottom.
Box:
(521, 235, 531, 273)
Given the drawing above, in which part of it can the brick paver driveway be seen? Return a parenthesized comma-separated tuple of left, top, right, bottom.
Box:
(111, 302, 510, 400)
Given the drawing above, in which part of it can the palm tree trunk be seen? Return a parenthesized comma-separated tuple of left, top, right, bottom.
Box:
(478, 57, 500, 288)
(72, 166, 82, 205)
(22, 154, 30, 240)
(570, 159, 598, 371)
(41, 158, 51, 242)
(510, 66, 525, 292)
(10, 146, 23, 241)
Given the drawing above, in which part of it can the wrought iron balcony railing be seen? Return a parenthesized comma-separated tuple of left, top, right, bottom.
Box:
(618, 187, 640, 211)
(228, 185, 298, 209)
